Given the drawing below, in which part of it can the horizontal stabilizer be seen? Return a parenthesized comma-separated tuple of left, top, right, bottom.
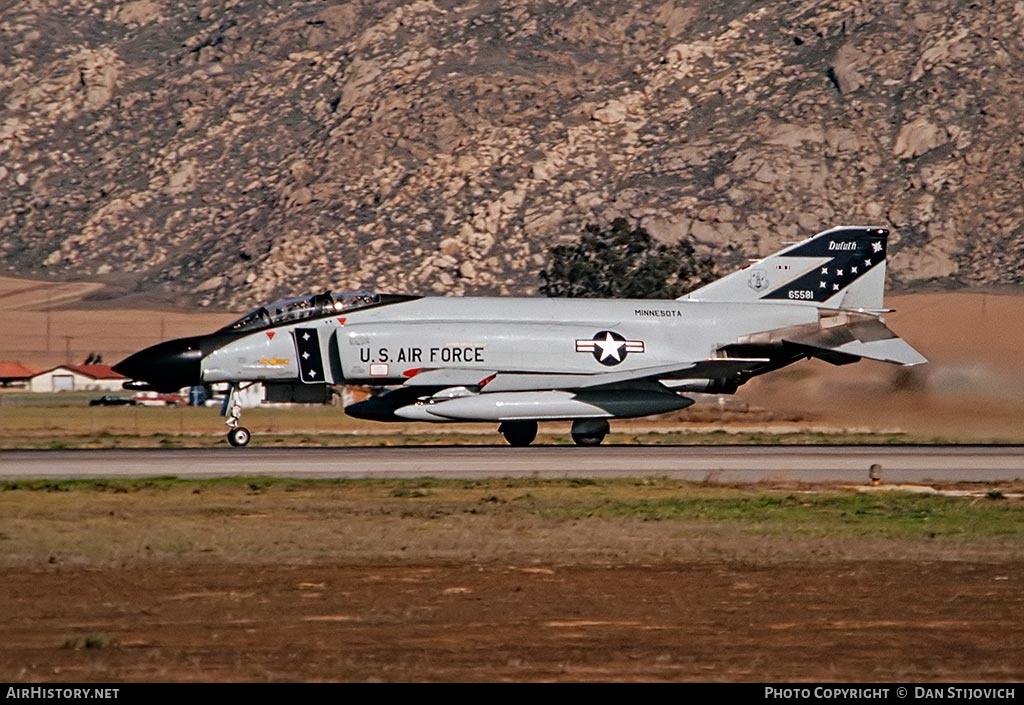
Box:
(786, 336, 927, 366)
(779, 313, 927, 366)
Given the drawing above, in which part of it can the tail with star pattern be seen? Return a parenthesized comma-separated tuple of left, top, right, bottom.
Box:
(679, 226, 889, 311)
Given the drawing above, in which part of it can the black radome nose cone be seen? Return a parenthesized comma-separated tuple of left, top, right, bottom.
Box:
(113, 337, 204, 392)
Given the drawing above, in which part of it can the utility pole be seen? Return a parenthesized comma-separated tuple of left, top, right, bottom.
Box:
(63, 336, 73, 366)
(46, 290, 52, 353)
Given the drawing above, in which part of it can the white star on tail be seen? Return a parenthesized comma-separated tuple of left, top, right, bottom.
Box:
(872, 241, 883, 253)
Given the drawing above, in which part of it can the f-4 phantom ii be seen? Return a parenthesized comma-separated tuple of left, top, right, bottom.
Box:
(113, 225, 926, 447)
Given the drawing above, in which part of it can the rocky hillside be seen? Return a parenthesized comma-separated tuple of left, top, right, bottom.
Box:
(1, 0, 1022, 308)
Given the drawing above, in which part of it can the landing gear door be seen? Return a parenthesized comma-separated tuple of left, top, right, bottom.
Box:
(292, 327, 332, 384)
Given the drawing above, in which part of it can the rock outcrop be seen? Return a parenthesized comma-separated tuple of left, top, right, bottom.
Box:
(1, 0, 1022, 308)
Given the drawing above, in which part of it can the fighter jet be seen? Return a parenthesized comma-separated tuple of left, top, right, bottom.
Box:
(113, 225, 926, 447)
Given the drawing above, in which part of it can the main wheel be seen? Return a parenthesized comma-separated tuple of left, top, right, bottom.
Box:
(499, 421, 538, 447)
(572, 433, 605, 446)
(571, 418, 609, 446)
(227, 426, 252, 447)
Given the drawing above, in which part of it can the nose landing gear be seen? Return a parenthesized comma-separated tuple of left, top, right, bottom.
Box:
(223, 383, 253, 447)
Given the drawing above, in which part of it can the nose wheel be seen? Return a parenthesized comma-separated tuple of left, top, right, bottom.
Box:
(227, 426, 252, 447)
(223, 383, 253, 447)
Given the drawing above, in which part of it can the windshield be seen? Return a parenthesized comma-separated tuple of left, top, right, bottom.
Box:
(222, 291, 416, 333)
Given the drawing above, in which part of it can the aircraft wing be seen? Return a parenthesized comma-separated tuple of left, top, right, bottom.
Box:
(480, 362, 697, 393)
(402, 368, 499, 388)
(402, 358, 770, 394)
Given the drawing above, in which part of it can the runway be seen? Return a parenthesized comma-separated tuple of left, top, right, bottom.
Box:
(1, 445, 1022, 483)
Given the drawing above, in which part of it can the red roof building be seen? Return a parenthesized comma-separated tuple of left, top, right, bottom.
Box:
(62, 364, 127, 380)
(28, 364, 127, 393)
(0, 361, 40, 387)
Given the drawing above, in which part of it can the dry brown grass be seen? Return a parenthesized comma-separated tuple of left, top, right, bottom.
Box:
(1, 479, 1022, 682)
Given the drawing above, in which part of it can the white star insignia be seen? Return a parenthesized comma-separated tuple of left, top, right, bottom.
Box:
(851, 266, 858, 274)
(308, 369, 317, 378)
(865, 259, 872, 267)
(872, 241, 883, 253)
(302, 332, 311, 341)
(302, 352, 310, 360)
(833, 283, 840, 291)
(821, 267, 828, 275)
(819, 281, 826, 288)
(836, 269, 843, 277)
(593, 332, 625, 362)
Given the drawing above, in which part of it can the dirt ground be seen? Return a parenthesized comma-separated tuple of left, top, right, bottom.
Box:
(4, 560, 1023, 682)
(1, 480, 1022, 682)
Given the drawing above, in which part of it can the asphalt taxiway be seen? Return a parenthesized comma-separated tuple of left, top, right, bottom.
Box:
(0, 445, 1022, 483)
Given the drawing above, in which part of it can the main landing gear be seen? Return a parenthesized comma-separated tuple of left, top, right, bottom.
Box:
(570, 418, 609, 447)
(499, 420, 537, 447)
(223, 383, 252, 447)
(497, 419, 610, 447)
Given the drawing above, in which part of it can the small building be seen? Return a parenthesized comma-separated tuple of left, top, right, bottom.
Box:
(0, 361, 40, 388)
(29, 364, 127, 393)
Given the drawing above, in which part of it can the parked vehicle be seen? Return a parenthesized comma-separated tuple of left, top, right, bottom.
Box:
(88, 395, 139, 407)
(131, 391, 187, 407)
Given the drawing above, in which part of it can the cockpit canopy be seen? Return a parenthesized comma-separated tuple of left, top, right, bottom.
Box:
(221, 291, 419, 333)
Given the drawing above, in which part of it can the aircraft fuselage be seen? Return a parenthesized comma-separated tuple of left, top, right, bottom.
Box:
(200, 297, 818, 387)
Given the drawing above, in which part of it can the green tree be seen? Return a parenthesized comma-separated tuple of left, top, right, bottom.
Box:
(539, 218, 717, 298)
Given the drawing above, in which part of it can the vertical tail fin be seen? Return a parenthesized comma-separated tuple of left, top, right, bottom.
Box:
(679, 226, 890, 310)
